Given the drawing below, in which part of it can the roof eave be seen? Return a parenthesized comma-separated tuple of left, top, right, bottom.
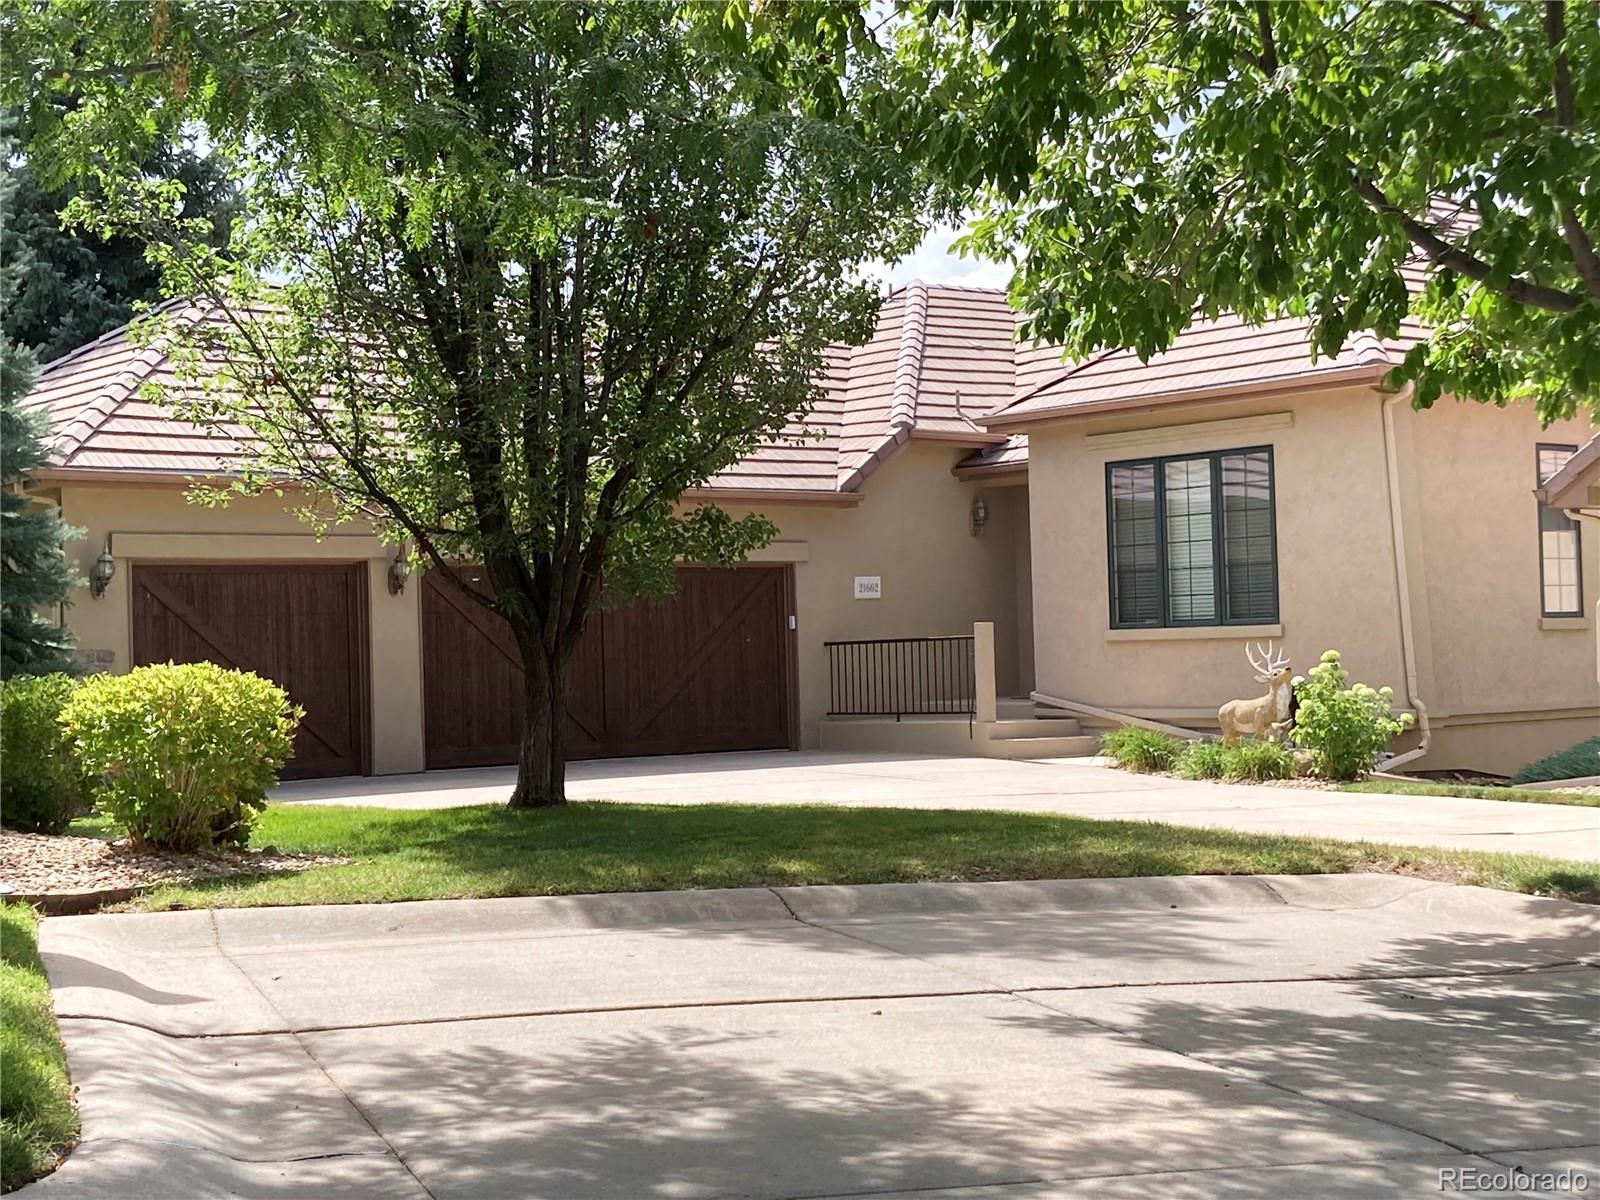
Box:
(952, 461, 1027, 483)
(981, 363, 1394, 430)
(682, 485, 864, 508)
(1536, 432, 1600, 510)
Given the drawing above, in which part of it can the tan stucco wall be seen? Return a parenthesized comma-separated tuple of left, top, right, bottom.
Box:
(716, 441, 1027, 747)
(52, 440, 1026, 770)
(55, 485, 424, 775)
(1398, 400, 1599, 772)
(1023, 387, 1599, 776)
(1028, 389, 1408, 721)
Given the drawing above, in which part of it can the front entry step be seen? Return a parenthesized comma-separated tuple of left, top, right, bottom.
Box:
(987, 717, 1084, 739)
(983, 733, 1103, 760)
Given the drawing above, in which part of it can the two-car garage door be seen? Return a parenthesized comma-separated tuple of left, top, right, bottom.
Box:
(420, 566, 794, 769)
(130, 562, 793, 778)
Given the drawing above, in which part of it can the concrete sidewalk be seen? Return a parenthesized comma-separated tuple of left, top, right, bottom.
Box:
(28, 875, 1600, 1199)
(272, 749, 1600, 861)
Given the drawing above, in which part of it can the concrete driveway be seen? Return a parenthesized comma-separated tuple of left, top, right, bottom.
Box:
(29, 876, 1600, 1199)
(272, 750, 1600, 861)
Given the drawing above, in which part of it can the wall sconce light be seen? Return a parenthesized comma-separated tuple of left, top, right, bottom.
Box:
(969, 495, 989, 538)
(387, 546, 412, 596)
(89, 542, 116, 599)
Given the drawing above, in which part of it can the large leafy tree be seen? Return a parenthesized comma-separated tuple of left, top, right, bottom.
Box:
(1, 115, 236, 363)
(886, 0, 1600, 422)
(7, 2, 927, 804)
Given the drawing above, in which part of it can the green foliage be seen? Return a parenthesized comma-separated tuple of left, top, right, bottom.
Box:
(0, 674, 86, 834)
(1177, 738, 1295, 782)
(60, 663, 300, 852)
(1178, 740, 1231, 780)
(889, 1, 1600, 421)
(1100, 726, 1187, 773)
(7, 2, 932, 803)
(1292, 651, 1414, 781)
(1219, 739, 1297, 783)
(0, 335, 81, 679)
(0, 115, 236, 364)
(1, 902, 78, 1191)
(1513, 736, 1600, 785)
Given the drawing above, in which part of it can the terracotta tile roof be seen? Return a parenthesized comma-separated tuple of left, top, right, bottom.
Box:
(22, 281, 1435, 492)
(983, 311, 1427, 429)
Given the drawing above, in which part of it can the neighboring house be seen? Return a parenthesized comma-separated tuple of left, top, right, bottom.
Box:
(20, 282, 1598, 778)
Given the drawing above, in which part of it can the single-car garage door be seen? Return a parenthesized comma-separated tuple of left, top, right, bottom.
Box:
(130, 563, 370, 779)
(422, 566, 793, 769)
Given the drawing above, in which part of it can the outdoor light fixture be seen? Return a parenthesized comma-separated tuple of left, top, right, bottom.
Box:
(969, 495, 989, 537)
(387, 546, 412, 596)
(89, 542, 116, 599)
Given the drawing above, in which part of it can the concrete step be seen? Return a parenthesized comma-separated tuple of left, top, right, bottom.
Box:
(984, 734, 1103, 760)
(987, 717, 1084, 739)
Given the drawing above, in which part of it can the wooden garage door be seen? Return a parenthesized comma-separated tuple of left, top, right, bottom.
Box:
(130, 563, 369, 780)
(422, 566, 792, 768)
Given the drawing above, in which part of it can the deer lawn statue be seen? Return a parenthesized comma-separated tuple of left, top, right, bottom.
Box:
(1218, 642, 1294, 744)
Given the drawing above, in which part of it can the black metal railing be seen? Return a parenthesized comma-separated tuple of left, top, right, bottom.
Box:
(824, 635, 976, 721)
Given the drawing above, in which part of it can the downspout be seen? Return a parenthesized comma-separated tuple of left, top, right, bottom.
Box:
(1379, 383, 1432, 770)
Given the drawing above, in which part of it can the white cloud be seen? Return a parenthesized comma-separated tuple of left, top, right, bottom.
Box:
(863, 221, 1013, 293)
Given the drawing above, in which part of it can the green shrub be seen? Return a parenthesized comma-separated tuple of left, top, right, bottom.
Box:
(1177, 738, 1296, 782)
(1292, 650, 1414, 781)
(1178, 740, 1230, 780)
(60, 663, 301, 852)
(1513, 737, 1600, 785)
(1220, 739, 1296, 782)
(0, 675, 87, 834)
(1100, 726, 1187, 773)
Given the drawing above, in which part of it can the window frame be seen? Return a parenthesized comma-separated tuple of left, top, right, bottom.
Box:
(1536, 442, 1584, 619)
(1104, 444, 1280, 630)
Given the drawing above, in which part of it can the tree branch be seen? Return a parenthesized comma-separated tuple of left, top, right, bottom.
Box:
(1546, 0, 1600, 296)
(1252, 2, 1278, 74)
(1349, 174, 1585, 312)
(1426, 0, 1500, 35)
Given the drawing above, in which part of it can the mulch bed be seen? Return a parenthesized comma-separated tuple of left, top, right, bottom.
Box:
(0, 831, 344, 902)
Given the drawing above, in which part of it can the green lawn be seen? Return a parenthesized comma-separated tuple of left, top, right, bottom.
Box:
(1341, 779, 1600, 807)
(77, 801, 1600, 911)
(0, 903, 77, 1192)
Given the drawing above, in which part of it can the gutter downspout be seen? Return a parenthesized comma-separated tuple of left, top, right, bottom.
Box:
(1379, 383, 1432, 770)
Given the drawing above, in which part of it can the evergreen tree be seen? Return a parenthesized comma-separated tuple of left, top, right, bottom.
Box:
(1, 119, 81, 676)
(1, 112, 236, 363)
(0, 336, 81, 677)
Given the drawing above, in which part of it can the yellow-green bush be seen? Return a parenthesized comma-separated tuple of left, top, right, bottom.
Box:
(60, 663, 300, 852)
(1293, 650, 1413, 781)
(0, 674, 88, 834)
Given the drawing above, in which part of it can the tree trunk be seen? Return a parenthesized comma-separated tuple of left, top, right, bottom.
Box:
(509, 643, 568, 808)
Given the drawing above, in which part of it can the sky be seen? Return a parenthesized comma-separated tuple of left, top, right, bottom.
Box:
(866, 220, 1014, 293)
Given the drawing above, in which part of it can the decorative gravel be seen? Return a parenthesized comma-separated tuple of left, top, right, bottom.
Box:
(0, 832, 345, 897)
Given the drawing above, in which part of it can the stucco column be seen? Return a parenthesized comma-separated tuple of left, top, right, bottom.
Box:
(973, 621, 997, 724)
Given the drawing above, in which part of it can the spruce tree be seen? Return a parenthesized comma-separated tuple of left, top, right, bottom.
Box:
(0, 338, 81, 677)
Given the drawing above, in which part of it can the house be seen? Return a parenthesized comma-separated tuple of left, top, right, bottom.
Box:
(20, 282, 1598, 779)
